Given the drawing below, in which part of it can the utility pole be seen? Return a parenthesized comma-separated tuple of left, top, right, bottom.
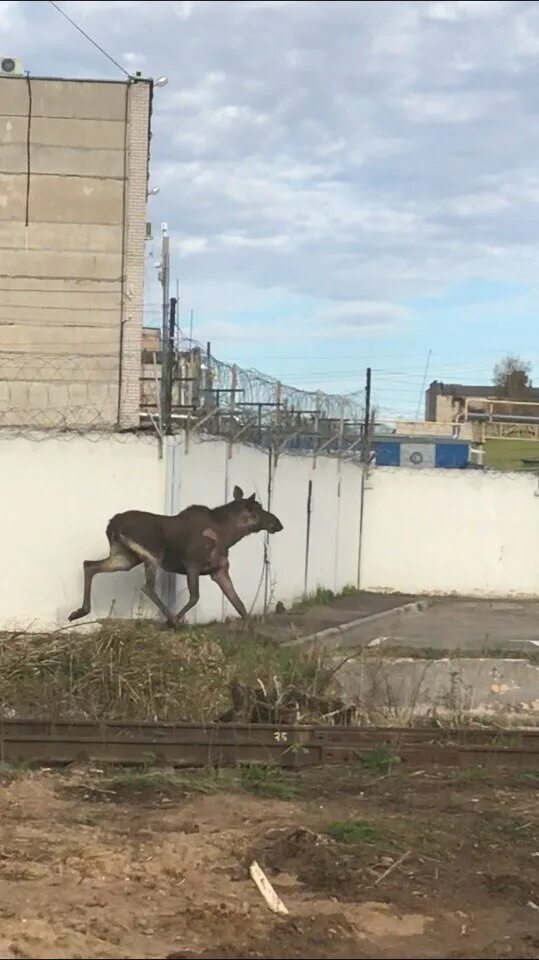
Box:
(161, 295, 177, 435)
(362, 366, 372, 463)
(357, 366, 372, 589)
(158, 222, 170, 432)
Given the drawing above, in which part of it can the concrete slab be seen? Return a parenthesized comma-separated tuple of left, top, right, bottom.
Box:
(261, 592, 420, 641)
(335, 598, 539, 655)
(334, 655, 539, 724)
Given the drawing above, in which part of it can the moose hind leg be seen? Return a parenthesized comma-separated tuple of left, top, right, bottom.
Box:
(211, 562, 248, 620)
(68, 544, 137, 622)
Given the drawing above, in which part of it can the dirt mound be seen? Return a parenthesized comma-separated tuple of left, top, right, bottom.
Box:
(448, 937, 539, 959)
(252, 826, 372, 899)
(0, 764, 535, 958)
(485, 874, 537, 906)
(167, 914, 367, 959)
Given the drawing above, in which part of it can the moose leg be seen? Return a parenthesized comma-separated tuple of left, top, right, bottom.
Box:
(115, 536, 175, 628)
(68, 545, 137, 622)
(211, 562, 248, 620)
(174, 570, 200, 623)
(140, 560, 178, 627)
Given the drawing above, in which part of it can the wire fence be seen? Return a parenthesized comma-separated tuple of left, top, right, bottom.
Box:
(0, 352, 120, 435)
(142, 335, 367, 457)
(0, 334, 366, 458)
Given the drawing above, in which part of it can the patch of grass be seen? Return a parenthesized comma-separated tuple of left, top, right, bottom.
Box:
(490, 732, 524, 749)
(449, 765, 490, 782)
(292, 583, 361, 613)
(0, 620, 337, 724)
(100, 766, 232, 796)
(340, 584, 360, 598)
(477, 811, 534, 846)
(359, 744, 401, 775)
(417, 823, 444, 845)
(240, 764, 299, 801)
(519, 769, 539, 783)
(327, 818, 382, 845)
(292, 586, 335, 612)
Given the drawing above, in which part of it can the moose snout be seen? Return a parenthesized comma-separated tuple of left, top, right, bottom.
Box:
(268, 515, 283, 534)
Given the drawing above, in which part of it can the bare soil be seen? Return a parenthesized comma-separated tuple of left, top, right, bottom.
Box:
(0, 763, 536, 959)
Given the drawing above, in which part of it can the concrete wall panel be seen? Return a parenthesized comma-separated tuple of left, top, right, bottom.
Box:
(4, 116, 126, 149)
(0, 77, 150, 429)
(0, 172, 25, 219)
(0, 249, 122, 280)
(361, 467, 539, 597)
(3, 142, 125, 177)
(30, 175, 124, 224)
(0, 276, 120, 293)
(0, 306, 119, 326)
(0, 78, 127, 120)
(0, 222, 123, 253)
(0, 434, 163, 630)
(0, 324, 119, 354)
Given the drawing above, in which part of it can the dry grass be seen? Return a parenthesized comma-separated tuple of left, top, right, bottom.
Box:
(0, 621, 338, 723)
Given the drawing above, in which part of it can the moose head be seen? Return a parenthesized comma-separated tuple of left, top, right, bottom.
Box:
(232, 485, 283, 535)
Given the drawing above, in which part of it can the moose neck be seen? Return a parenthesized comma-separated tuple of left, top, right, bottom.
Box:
(211, 502, 253, 548)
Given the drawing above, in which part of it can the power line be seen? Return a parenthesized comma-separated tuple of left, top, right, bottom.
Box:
(47, 0, 132, 78)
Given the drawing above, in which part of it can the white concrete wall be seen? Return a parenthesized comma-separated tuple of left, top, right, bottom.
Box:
(0, 434, 164, 630)
(361, 467, 539, 598)
(0, 433, 362, 630)
(4, 434, 539, 632)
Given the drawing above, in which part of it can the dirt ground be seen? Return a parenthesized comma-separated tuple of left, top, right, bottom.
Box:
(0, 762, 536, 960)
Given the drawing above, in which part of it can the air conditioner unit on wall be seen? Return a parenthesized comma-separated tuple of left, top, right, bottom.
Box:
(1, 57, 24, 76)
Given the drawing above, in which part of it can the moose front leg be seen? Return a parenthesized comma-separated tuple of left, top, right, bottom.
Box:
(211, 561, 248, 620)
(174, 570, 201, 623)
(141, 560, 177, 628)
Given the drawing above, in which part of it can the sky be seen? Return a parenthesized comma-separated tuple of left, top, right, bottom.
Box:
(3, 0, 539, 418)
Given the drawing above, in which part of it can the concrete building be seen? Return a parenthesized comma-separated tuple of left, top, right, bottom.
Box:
(0, 74, 152, 429)
(425, 380, 539, 424)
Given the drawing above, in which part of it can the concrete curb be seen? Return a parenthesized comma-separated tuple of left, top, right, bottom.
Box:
(284, 598, 433, 648)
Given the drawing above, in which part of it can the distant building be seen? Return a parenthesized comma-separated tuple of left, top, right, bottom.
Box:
(425, 381, 539, 424)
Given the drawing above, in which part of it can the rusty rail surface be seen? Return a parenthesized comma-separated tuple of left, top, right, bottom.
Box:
(0, 720, 537, 769)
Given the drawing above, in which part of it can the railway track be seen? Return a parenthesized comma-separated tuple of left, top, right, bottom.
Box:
(0, 719, 537, 768)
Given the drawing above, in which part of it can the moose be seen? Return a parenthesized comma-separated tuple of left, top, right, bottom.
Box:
(68, 486, 283, 626)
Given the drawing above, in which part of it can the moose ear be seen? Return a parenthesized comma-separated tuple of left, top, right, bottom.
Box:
(233, 485, 243, 501)
(247, 493, 256, 502)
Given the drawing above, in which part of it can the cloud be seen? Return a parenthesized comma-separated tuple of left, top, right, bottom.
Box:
(314, 300, 412, 339)
(122, 51, 147, 66)
(5, 0, 539, 359)
(0, 1, 17, 29)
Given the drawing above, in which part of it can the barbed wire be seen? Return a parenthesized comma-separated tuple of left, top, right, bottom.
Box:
(209, 352, 364, 421)
(0, 351, 120, 436)
(1, 334, 366, 452)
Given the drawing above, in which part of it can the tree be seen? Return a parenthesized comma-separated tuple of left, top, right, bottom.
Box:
(493, 355, 533, 397)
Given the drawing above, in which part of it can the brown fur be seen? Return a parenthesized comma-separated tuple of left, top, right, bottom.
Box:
(68, 485, 283, 626)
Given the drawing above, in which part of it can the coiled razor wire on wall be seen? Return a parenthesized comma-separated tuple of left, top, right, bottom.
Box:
(209, 354, 364, 422)
(148, 339, 367, 458)
(0, 338, 366, 457)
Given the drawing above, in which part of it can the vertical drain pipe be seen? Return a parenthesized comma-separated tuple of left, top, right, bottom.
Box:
(356, 367, 372, 589)
(304, 479, 313, 597)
